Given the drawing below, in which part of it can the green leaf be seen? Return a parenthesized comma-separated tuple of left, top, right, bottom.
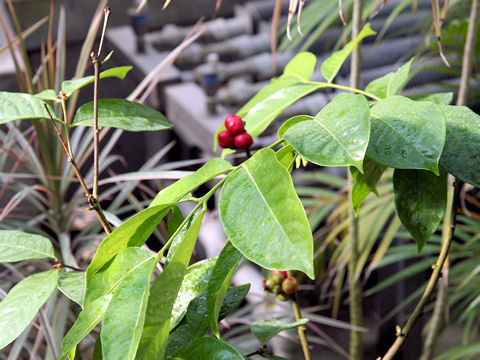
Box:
(166, 285, 249, 357)
(86, 204, 172, 281)
(277, 115, 313, 138)
(59, 295, 112, 359)
(365, 58, 413, 99)
(237, 76, 300, 118)
(137, 210, 205, 360)
(219, 148, 314, 278)
(283, 93, 370, 171)
(276, 145, 296, 171)
(321, 23, 376, 82)
(393, 168, 446, 252)
(171, 257, 217, 330)
(61, 66, 132, 98)
(72, 99, 171, 132)
(244, 84, 320, 139)
(237, 50, 317, 118)
(414, 92, 454, 105)
(439, 104, 480, 187)
(251, 318, 309, 344)
(85, 247, 154, 307)
(283, 51, 317, 80)
(207, 241, 242, 338)
(367, 96, 446, 174)
(0, 92, 59, 123)
(57, 271, 86, 308)
(35, 89, 57, 101)
(167, 206, 184, 238)
(350, 157, 386, 215)
(0, 230, 55, 262)
(150, 158, 232, 207)
(101, 256, 157, 360)
(168, 337, 244, 360)
(0, 270, 58, 350)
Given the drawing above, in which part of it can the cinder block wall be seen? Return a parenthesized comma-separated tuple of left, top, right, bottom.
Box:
(10, 0, 248, 50)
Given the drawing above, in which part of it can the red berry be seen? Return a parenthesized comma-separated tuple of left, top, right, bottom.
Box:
(218, 130, 234, 149)
(282, 277, 299, 294)
(272, 270, 288, 278)
(224, 114, 245, 136)
(234, 132, 253, 149)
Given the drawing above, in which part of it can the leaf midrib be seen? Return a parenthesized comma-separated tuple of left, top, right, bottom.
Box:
(371, 112, 433, 162)
(313, 116, 357, 161)
(0, 242, 53, 259)
(241, 165, 291, 246)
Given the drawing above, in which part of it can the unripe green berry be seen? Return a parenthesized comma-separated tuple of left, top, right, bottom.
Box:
(281, 276, 299, 294)
(277, 293, 290, 301)
(265, 278, 276, 289)
(272, 273, 285, 285)
(272, 285, 282, 295)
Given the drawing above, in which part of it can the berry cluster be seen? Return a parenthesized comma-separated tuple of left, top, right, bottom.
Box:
(263, 270, 299, 301)
(218, 114, 253, 149)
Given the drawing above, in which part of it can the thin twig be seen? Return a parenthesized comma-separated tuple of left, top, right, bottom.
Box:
(91, 6, 111, 200)
(348, 0, 364, 359)
(380, 177, 461, 360)
(288, 271, 311, 360)
(44, 105, 112, 234)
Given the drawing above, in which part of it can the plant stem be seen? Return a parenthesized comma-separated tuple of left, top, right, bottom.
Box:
(348, 0, 364, 359)
(44, 105, 113, 234)
(457, 0, 479, 106)
(420, 2, 478, 357)
(91, 6, 111, 200)
(287, 270, 311, 360)
(381, 176, 460, 360)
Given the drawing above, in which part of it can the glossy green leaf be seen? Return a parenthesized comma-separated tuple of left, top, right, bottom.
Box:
(72, 99, 171, 132)
(61, 66, 132, 97)
(57, 271, 86, 308)
(0, 270, 58, 350)
(87, 204, 172, 280)
(171, 257, 217, 330)
(166, 285, 250, 356)
(321, 23, 376, 82)
(207, 241, 242, 338)
(367, 96, 446, 174)
(251, 318, 309, 344)
(0, 92, 59, 123)
(277, 115, 313, 138)
(101, 256, 157, 360)
(35, 89, 57, 101)
(365, 58, 413, 99)
(283, 51, 317, 80)
(59, 295, 112, 359)
(415, 92, 454, 105)
(168, 337, 244, 360)
(167, 206, 184, 238)
(244, 84, 320, 139)
(350, 157, 386, 215)
(0, 230, 55, 262)
(86, 247, 154, 307)
(150, 158, 232, 207)
(219, 148, 314, 278)
(283, 93, 370, 171)
(276, 145, 296, 171)
(439, 105, 480, 187)
(393, 168, 446, 252)
(237, 51, 317, 118)
(137, 210, 205, 360)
